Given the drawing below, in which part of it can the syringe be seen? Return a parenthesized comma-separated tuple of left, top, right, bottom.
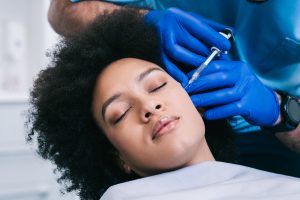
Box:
(186, 29, 233, 87)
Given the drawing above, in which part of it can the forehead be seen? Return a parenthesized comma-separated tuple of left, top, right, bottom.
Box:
(93, 58, 162, 102)
(98, 58, 161, 88)
(102, 58, 160, 79)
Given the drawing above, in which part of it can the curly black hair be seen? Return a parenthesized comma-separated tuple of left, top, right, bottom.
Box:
(27, 8, 236, 200)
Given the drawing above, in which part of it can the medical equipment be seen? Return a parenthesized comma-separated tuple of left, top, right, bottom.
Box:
(186, 29, 233, 87)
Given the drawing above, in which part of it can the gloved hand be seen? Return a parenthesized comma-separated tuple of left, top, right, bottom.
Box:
(185, 61, 280, 127)
(144, 7, 232, 86)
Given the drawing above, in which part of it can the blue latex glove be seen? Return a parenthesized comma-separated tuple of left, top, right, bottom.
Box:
(185, 61, 280, 127)
(144, 8, 232, 86)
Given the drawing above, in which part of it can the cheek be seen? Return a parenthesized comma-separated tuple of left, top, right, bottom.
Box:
(105, 124, 146, 155)
(170, 83, 205, 131)
(169, 83, 195, 111)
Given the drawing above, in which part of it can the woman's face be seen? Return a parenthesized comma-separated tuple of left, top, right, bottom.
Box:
(92, 58, 212, 176)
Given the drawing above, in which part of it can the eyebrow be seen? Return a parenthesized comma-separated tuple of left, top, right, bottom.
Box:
(101, 67, 163, 122)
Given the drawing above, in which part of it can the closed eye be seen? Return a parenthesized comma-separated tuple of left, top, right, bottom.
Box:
(150, 82, 167, 93)
(113, 107, 131, 125)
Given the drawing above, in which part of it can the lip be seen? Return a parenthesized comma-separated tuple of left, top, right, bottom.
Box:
(152, 116, 180, 140)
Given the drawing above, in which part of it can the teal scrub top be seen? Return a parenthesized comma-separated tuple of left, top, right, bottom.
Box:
(104, 0, 300, 97)
(101, 0, 300, 177)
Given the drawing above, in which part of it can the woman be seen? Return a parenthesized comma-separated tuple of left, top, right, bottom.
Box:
(27, 8, 235, 200)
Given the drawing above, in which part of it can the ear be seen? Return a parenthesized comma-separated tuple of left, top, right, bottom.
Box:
(122, 163, 132, 174)
(113, 151, 132, 174)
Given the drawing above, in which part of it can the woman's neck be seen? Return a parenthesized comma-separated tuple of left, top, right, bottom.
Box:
(185, 138, 215, 167)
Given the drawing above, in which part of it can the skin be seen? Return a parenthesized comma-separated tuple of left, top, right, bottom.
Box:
(92, 58, 214, 177)
(276, 128, 300, 154)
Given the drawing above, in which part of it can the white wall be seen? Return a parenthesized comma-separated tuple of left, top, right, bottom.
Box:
(0, 1, 79, 200)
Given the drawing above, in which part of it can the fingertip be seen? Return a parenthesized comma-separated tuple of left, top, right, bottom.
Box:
(186, 70, 195, 78)
(180, 78, 189, 88)
(184, 83, 192, 93)
(144, 10, 160, 24)
(190, 94, 197, 101)
(220, 39, 231, 51)
(203, 111, 216, 120)
(167, 66, 188, 87)
(203, 111, 210, 119)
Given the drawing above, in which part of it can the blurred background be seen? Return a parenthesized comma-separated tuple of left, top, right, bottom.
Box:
(0, 1, 79, 199)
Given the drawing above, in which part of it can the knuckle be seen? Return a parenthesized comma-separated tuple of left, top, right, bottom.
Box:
(220, 73, 228, 81)
(167, 46, 181, 58)
(214, 63, 221, 70)
(167, 7, 181, 16)
(236, 102, 243, 109)
(227, 90, 235, 97)
(165, 41, 175, 52)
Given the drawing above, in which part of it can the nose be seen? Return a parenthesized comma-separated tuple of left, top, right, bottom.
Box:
(141, 100, 164, 122)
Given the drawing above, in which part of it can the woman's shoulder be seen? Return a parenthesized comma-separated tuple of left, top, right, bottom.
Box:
(100, 161, 300, 200)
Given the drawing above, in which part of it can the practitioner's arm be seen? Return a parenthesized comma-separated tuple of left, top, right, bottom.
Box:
(273, 94, 300, 154)
(276, 125, 300, 154)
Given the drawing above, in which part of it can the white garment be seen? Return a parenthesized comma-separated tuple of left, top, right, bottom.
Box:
(101, 161, 300, 200)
